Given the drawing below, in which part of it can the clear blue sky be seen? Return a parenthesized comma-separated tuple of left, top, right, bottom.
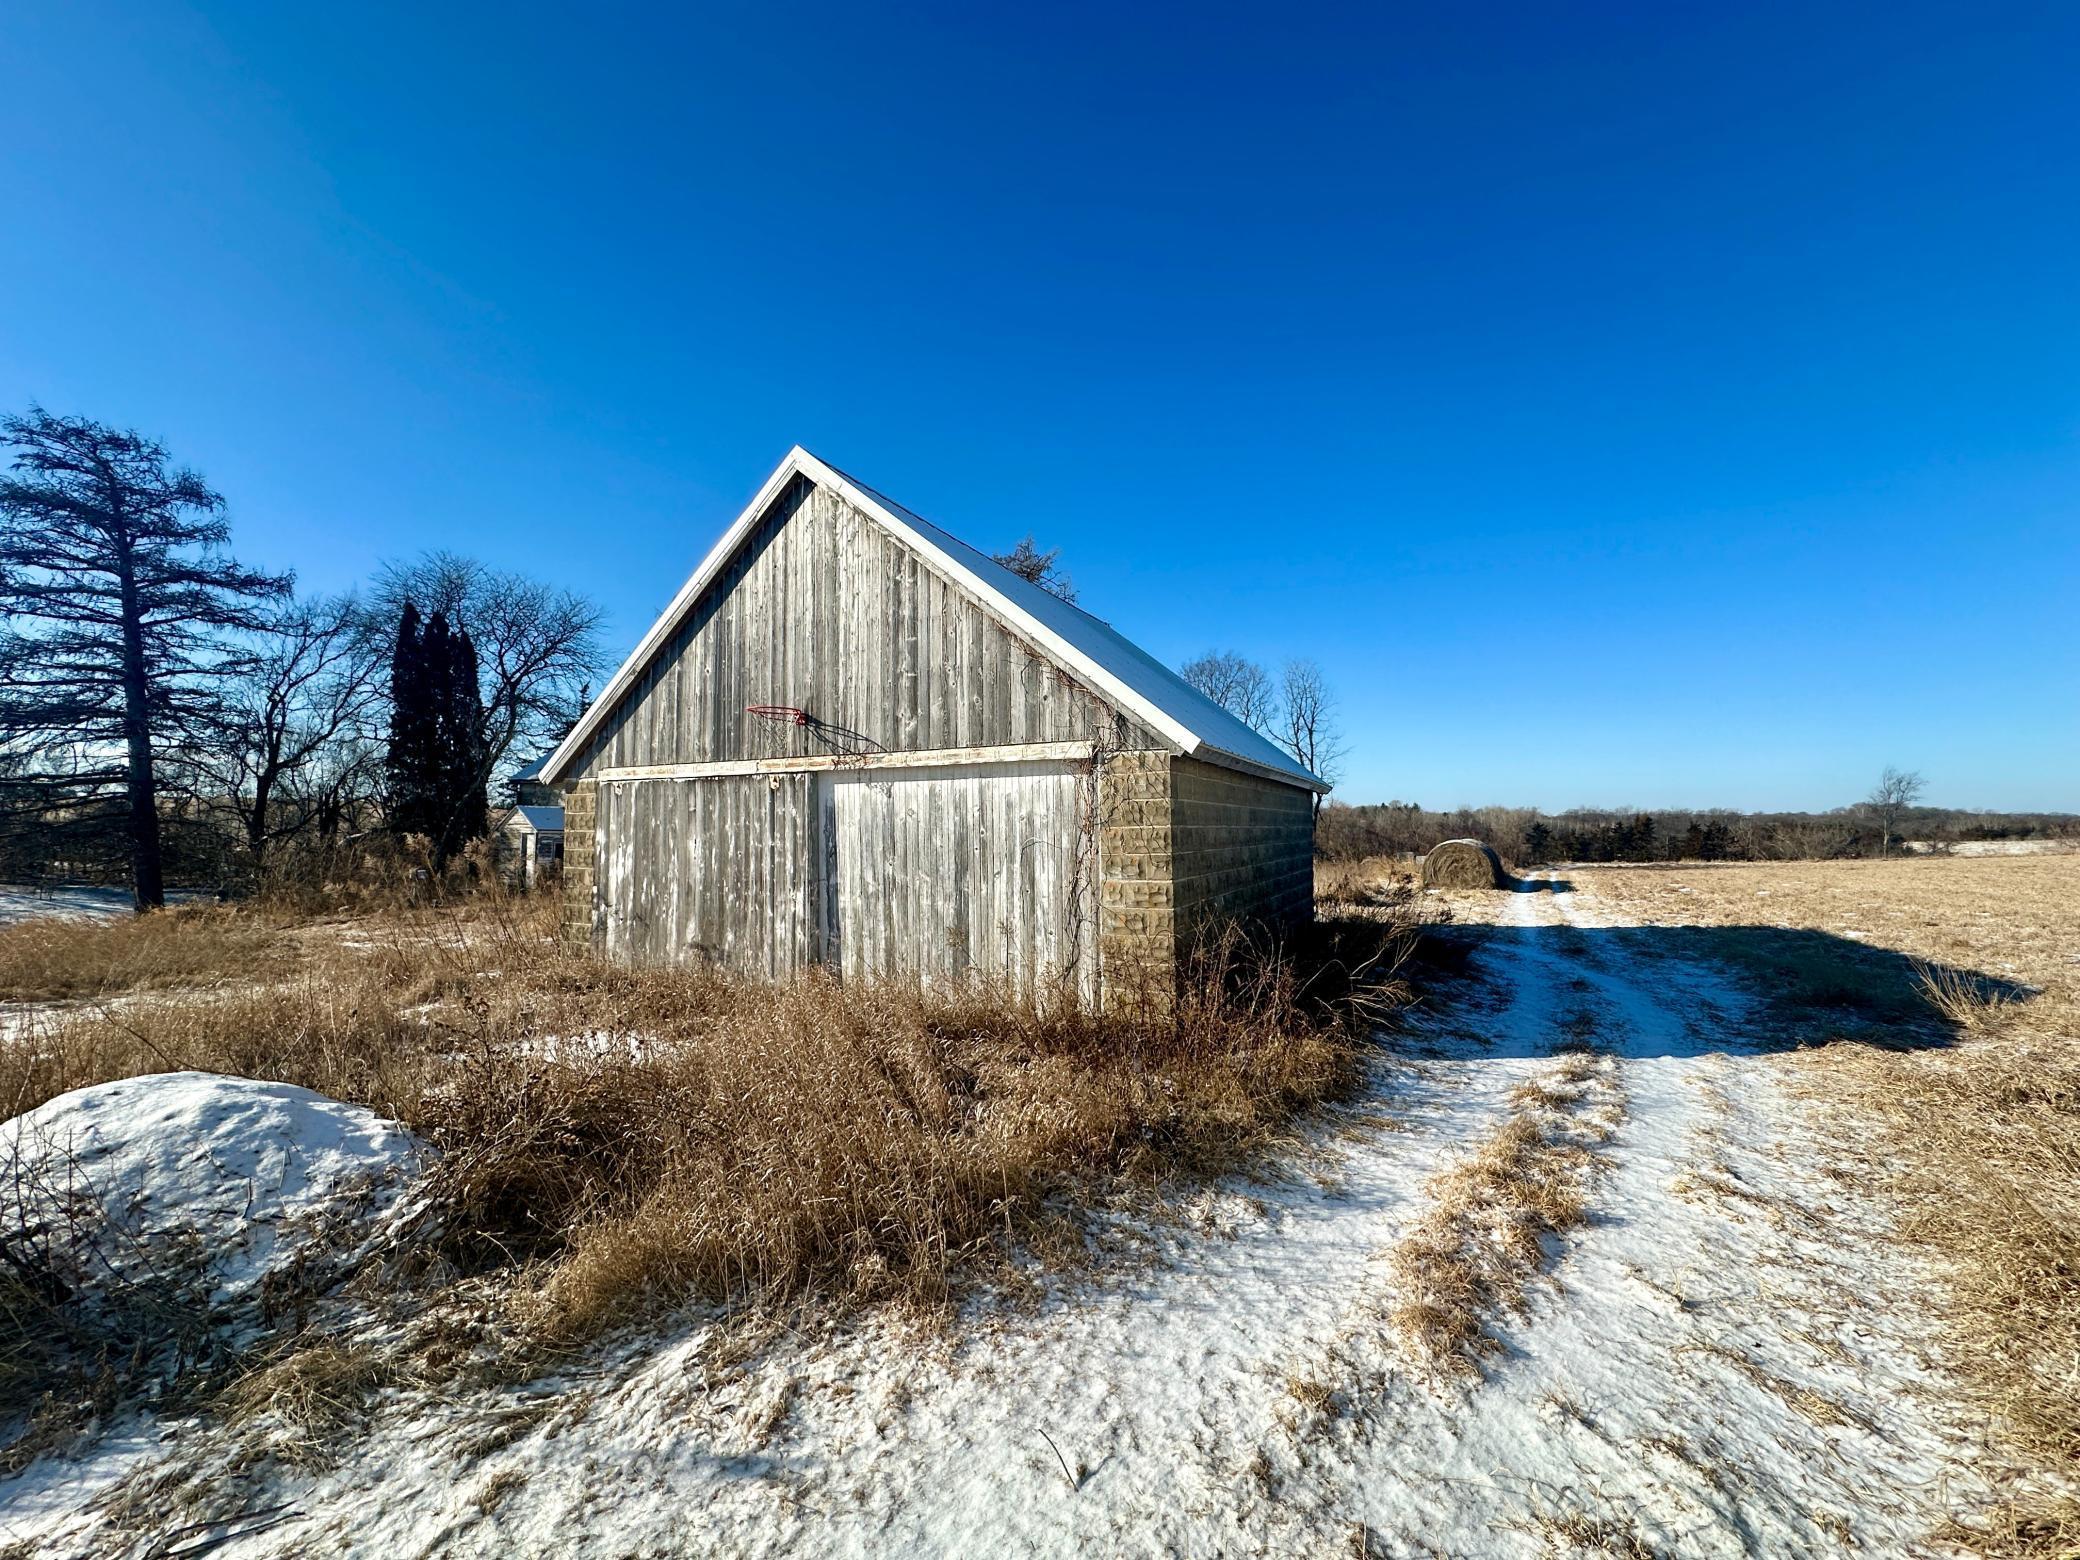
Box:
(4, 3, 2075, 812)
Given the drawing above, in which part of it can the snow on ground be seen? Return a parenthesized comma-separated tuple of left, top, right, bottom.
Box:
(0, 883, 212, 925)
(3, 1072, 423, 1310)
(0, 883, 140, 926)
(2, 1074, 426, 1553)
(3, 883, 2016, 1557)
(1905, 839, 2076, 857)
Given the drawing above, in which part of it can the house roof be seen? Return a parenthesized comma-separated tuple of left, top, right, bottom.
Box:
(541, 447, 1328, 792)
(510, 754, 550, 784)
(501, 805, 565, 833)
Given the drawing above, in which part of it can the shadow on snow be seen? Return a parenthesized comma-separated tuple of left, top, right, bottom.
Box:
(1418, 915, 2033, 1062)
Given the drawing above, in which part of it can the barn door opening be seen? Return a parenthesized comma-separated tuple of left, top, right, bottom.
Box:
(816, 761, 1094, 1001)
(601, 772, 818, 975)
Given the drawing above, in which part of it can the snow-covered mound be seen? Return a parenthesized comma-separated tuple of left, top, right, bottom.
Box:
(1, 1071, 425, 1303)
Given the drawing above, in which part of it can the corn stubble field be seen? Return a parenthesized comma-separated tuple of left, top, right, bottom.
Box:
(0, 851, 2074, 1557)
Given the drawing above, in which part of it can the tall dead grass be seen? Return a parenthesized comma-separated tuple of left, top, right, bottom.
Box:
(1, 898, 1424, 1346)
(1389, 1051, 1619, 1373)
(1803, 1024, 2080, 1556)
(0, 905, 283, 1003)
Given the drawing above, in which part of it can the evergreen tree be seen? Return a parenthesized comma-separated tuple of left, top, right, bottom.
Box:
(384, 603, 490, 866)
(437, 620, 488, 859)
(0, 409, 290, 908)
(1524, 820, 1553, 864)
(1632, 813, 1658, 862)
(385, 603, 438, 839)
(1700, 819, 1731, 861)
(1605, 818, 1633, 862)
(1679, 822, 1707, 859)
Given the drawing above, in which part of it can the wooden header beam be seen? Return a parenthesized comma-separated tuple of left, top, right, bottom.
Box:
(594, 740, 1099, 783)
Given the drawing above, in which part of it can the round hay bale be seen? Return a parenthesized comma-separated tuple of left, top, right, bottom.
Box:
(1422, 838, 1508, 889)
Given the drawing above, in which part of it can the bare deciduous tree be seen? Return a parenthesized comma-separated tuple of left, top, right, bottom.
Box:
(1179, 650, 1277, 734)
(991, 536, 1077, 603)
(189, 594, 386, 867)
(1179, 650, 1345, 814)
(1866, 765, 1925, 857)
(0, 409, 290, 907)
(372, 553, 606, 797)
(1278, 658, 1346, 817)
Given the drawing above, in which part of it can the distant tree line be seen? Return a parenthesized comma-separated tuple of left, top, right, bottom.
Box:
(1317, 797, 2078, 865)
(0, 407, 604, 904)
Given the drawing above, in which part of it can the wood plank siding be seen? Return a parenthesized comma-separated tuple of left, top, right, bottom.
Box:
(567, 480, 1160, 775)
(599, 773, 818, 974)
(822, 761, 1096, 1001)
(558, 461, 1319, 1001)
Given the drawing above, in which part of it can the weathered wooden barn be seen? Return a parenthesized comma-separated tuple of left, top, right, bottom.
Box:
(539, 448, 1326, 1003)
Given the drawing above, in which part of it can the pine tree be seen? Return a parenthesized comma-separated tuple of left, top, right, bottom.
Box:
(1523, 820, 1552, 864)
(0, 409, 290, 908)
(1679, 822, 1707, 859)
(1701, 819, 1731, 861)
(1606, 818, 1633, 862)
(1632, 813, 1658, 862)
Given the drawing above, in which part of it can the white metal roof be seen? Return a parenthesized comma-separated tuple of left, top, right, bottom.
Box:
(541, 448, 1327, 792)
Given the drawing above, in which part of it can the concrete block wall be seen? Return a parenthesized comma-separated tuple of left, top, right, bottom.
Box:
(1096, 751, 1177, 1001)
(1096, 752, 1315, 1003)
(559, 778, 599, 953)
(1169, 757, 1316, 947)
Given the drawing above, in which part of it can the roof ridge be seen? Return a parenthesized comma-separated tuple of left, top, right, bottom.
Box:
(541, 448, 1326, 792)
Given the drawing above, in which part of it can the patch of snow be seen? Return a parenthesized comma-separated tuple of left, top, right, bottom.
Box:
(0, 884, 210, 926)
(526, 1030, 658, 1063)
(1906, 839, 2077, 857)
(2, 1071, 424, 1304)
(0, 884, 137, 926)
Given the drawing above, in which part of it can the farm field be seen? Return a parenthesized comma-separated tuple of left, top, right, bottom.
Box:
(2, 854, 2075, 1557)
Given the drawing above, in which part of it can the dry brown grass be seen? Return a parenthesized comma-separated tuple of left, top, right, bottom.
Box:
(1583, 856, 2080, 1553)
(1679, 1342, 1877, 1434)
(0, 904, 287, 1003)
(474, 1465, 528, 1516)
(1315, 856, 1419, 906)
(222, 1338, 397, 1468)
(1388, 1050, 1617, 1373)
(1935, 1500, 2080, 1560)
(0, 894, 1423, 1353)
(1507, 1504, 1663, 1560)
(1913, 958, 2021, 1034)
